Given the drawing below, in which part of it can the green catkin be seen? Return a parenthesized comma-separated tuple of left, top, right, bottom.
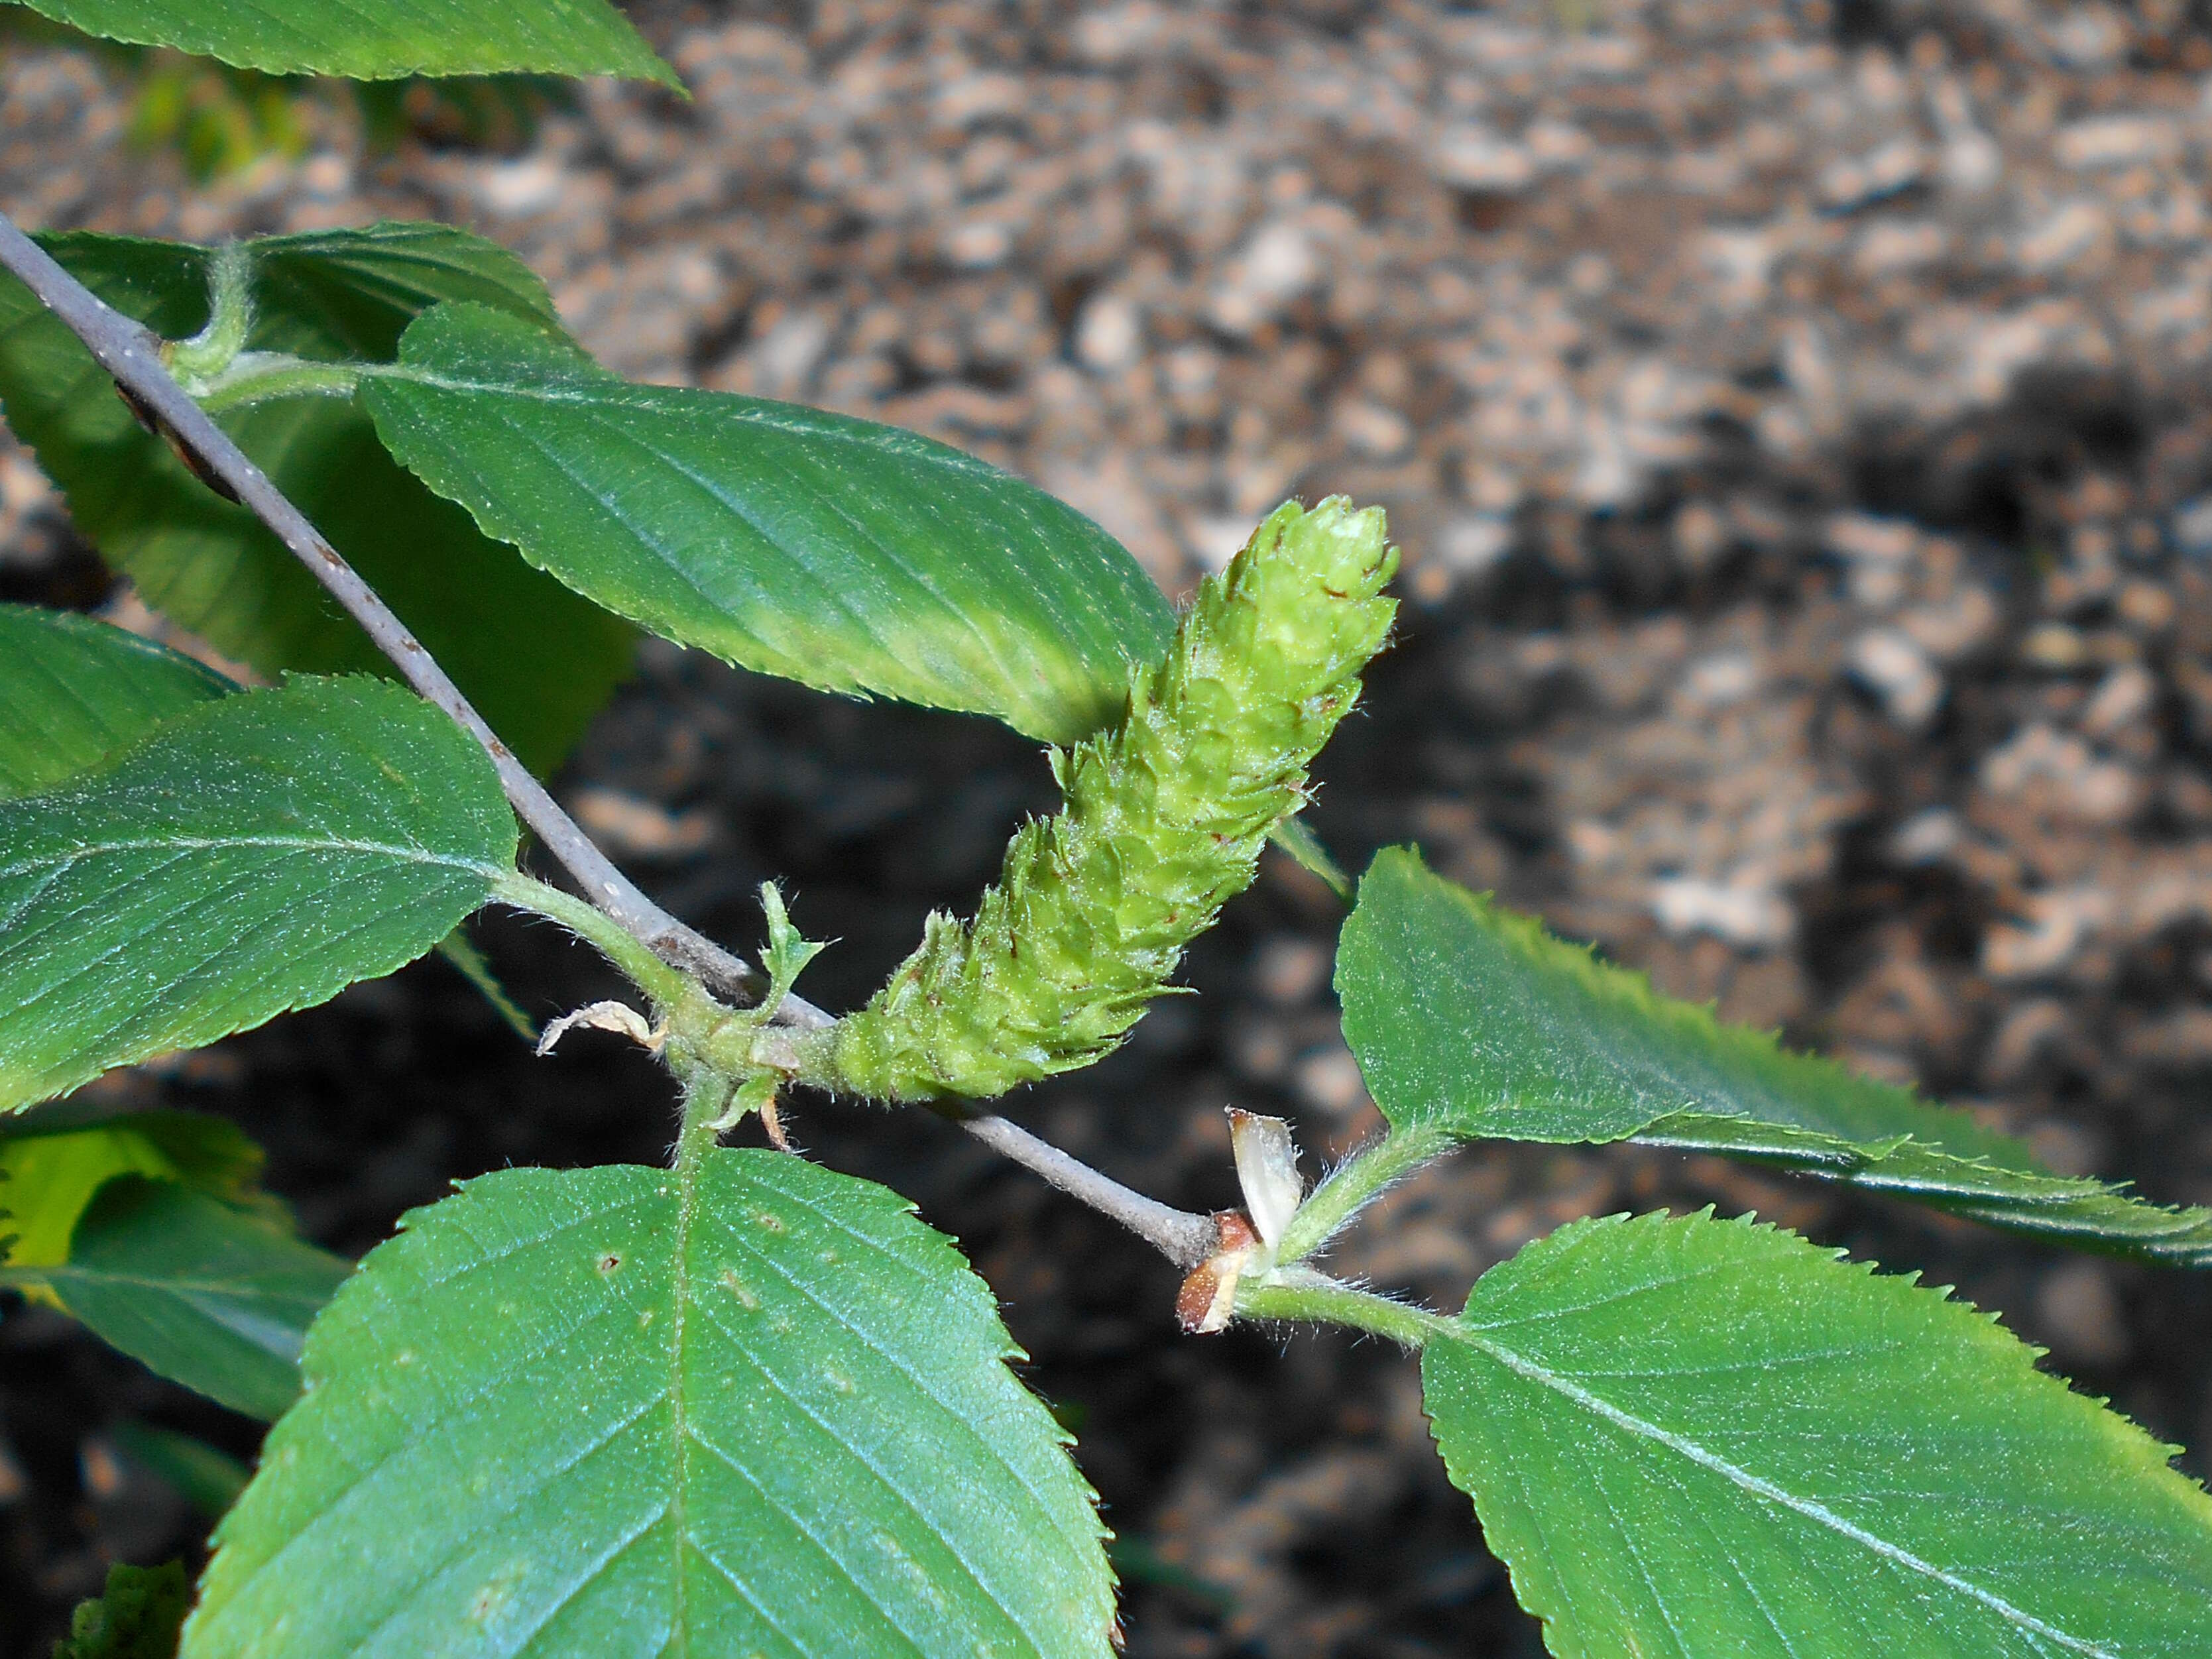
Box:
(786, 496, 1397, 1104)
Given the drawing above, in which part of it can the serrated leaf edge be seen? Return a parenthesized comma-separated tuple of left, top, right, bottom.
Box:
(1357, 852, 2212, 1265)
(1432, 1209, 2212, 1659)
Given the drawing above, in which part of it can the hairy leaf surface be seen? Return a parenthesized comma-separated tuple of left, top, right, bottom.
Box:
(0, 675, 514, 1111)
(366, 301, 1175, 745)
(1339, 847, 2212, 1263)
(186, 1149, 1115, 1657)
(0, 605, 534, 1039)
(0, 605, 231, 799)
(5, 0, 675, 84)
(1425, 1210, 2212, 1658)
(0, 227, 634, 772)
(6, 1177, 349, 1420)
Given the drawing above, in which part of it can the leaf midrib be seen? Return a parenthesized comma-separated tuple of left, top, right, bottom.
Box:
(666, 1163, 994, 1657)
(668, 1150, 697, 1658)
(707, 1177, 1093, 1558)
(374, 365, 1009, 477)
(0, 834, 506, 884)
(1445, 1326, 2117, 1658)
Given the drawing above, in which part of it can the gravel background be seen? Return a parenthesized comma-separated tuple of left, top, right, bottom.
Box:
(8, 1, 2212, 1653)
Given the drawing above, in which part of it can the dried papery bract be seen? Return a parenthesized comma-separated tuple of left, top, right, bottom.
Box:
(1177, 1210, 1261, 1336)
(1227, 1107, 1304, 1252)
(780, 496, 1398, 1104)
(1178, 1109, 1308, 1334)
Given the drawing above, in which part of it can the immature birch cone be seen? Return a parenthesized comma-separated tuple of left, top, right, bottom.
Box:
(788, 495, 1397, 1103)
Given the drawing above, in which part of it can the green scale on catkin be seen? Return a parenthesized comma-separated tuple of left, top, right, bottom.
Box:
(786, 496, 1397, 1104)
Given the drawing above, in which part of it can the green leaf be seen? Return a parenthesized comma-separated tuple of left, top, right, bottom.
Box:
(0, 227, 636, 774)
(0, 675, 515, 1112)
(0, 608, 538, 1044)
(1338, 847, 2212, 1264)
(365, 301, 1177, 746)
(9, 1177, 349, 1420)
(186, 1149, 1116, 1657)
(434, 927, 536, 1043)
(2, 0, 677, 85)
(52, 1558, 190, 1659)
(0, 605, 231, 800)
(240, 222, 564, 347)
(1423, 1210, 2212, 1658)
(0, 1121, 172, 1264)
(0, 1110, 274, 1267)
(0, 1109, 344, 1418)
(1268, 817, 1352, 903)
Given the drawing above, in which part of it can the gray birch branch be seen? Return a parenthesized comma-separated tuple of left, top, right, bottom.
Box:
(0, 209, 1228, 1271)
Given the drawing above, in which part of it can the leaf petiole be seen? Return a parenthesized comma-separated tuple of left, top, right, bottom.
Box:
(1234, 1271, 1446, 1349)
(162, 240, 252, 384)
(491, 868, 691, 1010)
(1275, 1123, 1453, 1265)
(188, 353, 363, 414)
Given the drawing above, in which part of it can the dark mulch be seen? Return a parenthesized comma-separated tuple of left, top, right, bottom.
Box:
(9, 1, 2212, 1652)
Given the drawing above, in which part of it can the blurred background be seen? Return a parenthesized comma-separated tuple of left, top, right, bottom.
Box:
(6, 1, 2212, 1652)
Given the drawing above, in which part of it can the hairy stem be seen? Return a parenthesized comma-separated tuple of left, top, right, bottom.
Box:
(492, 870, 693, 1010)
(953, 1111, 1220, 1267)
(505, 856, 1219, 1258)
(177, 353, 469, 414)
(1277, 1125, 1454, 1265)
(675, 1065, 730, 1170)
(1236, 1275, 1448, 1348)
(164, 241, 252, 382)
(0, 209, 1234, 1291)
(0, 209, 806, 1017)
(191, 355, 363, 414)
